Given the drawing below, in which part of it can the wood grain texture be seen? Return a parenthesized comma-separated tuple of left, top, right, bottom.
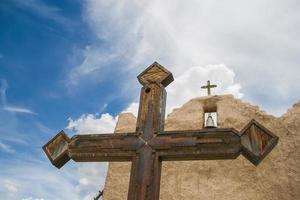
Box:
(43, 131, 71, 168)
(241, 119, 279, 165)
(137, 62, 174, 87)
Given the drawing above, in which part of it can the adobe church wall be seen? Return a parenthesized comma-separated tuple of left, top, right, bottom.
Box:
(102, 113, 136, 200)
(103, 95, 300, 200)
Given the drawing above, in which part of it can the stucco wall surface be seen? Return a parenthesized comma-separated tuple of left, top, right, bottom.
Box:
(103, 95, 300, 200)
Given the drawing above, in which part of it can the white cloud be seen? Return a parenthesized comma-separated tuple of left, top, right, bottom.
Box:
(166, 64, 242, 114)
(4, 180, 18, 193)
(3, 106, 36, 115)
(123, 102, 139, 116)
(67, 113, 117, 134)
(0, 79, 8, 105)
(123, 64, 242, 116)
(0, 158, 80, 200)
(0, 79, 36, 115)
(66, 113, 116, 198)
(67, 46, 121, 86)
(0, 141, 15, 153)
(12, 0, 72, 27)
(69, 0, 300, 116)
(76, 163, 108, 200)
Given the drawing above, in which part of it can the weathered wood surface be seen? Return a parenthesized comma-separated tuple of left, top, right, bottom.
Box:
(43, 131, 70, 168)
(241, 119, 279, 165)
(43, 62, 278, 200)
(137, 62, 174, 87)
(69, 133, 138, 162)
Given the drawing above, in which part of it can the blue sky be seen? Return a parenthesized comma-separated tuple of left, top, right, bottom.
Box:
(0, 1, 114, 199)
(0, 0, 299, 199)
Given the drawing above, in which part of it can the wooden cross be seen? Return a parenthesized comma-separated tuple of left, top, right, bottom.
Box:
(201, 80, 217, 95)
(43, 62, 278, 200)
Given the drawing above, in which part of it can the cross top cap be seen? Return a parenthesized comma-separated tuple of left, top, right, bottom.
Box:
(137, 62, 174, 87)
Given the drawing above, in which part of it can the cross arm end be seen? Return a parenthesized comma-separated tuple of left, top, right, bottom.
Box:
(43, 130, 71, 169)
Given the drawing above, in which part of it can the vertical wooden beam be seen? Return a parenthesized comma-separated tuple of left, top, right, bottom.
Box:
(136, 83, 167, 135)
(151, 155, 162, 200)
(135, 146, 154, 200)
(128, 156, 139, 200)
